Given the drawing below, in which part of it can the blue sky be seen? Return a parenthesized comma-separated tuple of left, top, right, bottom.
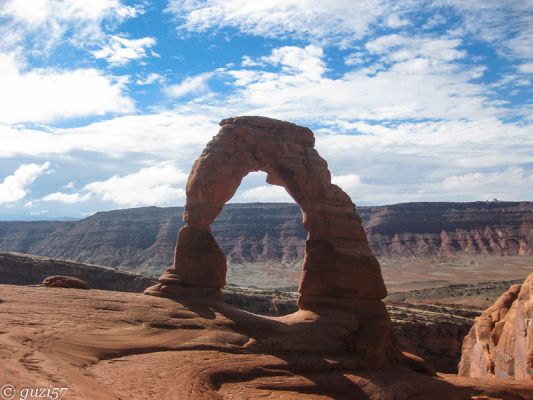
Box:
(0, 0, 531, 219)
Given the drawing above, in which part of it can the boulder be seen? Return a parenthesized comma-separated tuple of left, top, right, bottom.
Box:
(43, 275, 90, 290)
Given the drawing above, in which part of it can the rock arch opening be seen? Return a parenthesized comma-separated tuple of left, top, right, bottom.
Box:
(145, 116, 387, 311)
(213, 171, 305, 291)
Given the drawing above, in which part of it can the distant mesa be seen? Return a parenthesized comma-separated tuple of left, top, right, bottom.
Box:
(459, 272, 533, 380)
(43, 275, 90, 290)
(145, 116, 403, 366)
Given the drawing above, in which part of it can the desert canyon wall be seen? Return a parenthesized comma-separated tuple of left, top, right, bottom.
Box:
(0, 202, 530, 274)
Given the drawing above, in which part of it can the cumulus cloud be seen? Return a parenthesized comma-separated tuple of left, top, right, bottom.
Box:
(0, 0, 140, 51)
(0, 162, 50, 204)
(164, 72, 214, 98)
(435, 0, 533, 61)
(260, 45, 325, 80)
(226, 42, 495, 122)
(365, 34, 466, 63)
(170, 0, 532, 66)
(42, 191, 91, 204)
(440, 168, 533, 200)
(92, 35, 157, 65)
(0, 111, 219, 158)
(0, 52, 134, 124)
(43, 162, 189, 207)
(518, 64, 533, 74)
(136, 73, 164, 86)
(233, 185, 293, 203)
(168, 0, 388, 45)
(332, 174, 363, 197)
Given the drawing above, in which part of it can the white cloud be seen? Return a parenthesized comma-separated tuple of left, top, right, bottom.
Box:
(168, 0, 389, 45)
(42, 192, 91, 204)
(365, 34, 466, 63)
(518, 63, 533, 74)
(92, 35, 156, 66)
(440, 167, 533, 200)
(43, 162, 189, 207)
(0, 0, 140, 51)
(0, 162, 50, 204)
(226, 42, 495, 122)
(136, 73, 164, 86)
(259, 45, 325, 81)
(0, 111, 219, 158)
(332, 174, 363, 197)
(234, 185, 293, 203)
(385, 14, 409, 28)
(0, 52, 134, 124)
(344, 52, 366, 66)
(435, 0, 533, 61)
(164, 72, 214, 98)
(169, 1, 533, 67)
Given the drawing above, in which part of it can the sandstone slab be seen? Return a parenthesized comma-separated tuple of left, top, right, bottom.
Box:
(1, 284, 532, 400)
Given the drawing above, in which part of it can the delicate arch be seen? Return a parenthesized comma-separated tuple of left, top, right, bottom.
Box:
(145, 116, 386, 310)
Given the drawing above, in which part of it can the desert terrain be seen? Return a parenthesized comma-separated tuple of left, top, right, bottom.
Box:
(1, 284, 532, 399)
(1, 118, 532, 399)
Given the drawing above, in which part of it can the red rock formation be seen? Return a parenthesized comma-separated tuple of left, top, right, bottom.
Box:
(459, 272, 533, 380)
(4, 284, 533, 399)
(145, 116, 397, 365)
(42, 275, 89, 289)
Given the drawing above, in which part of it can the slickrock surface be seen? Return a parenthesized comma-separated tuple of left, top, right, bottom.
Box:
(1, 284, 532, 399)
(459, 272, 533, 380)
(0, 249, 475, 373)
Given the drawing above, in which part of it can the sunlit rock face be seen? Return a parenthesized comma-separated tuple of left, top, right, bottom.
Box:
(459, 272, 533, 380)
(145, 116, 399, 366)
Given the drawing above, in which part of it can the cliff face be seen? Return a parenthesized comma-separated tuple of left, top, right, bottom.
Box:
(362, 202, 532, 257)
(458, 273, 533, 380)
(0, 202, 531, 273)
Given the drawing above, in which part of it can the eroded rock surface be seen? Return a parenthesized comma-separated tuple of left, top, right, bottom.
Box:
(147, 116, 386, 304)
(42, 275, 90, 289)
(145, 116, 399, 366)
(1, 284, 532, 400)
(459, 272, 533, 380)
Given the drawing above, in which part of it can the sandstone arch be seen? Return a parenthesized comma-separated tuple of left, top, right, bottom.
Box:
(145, 116, 387, 311)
